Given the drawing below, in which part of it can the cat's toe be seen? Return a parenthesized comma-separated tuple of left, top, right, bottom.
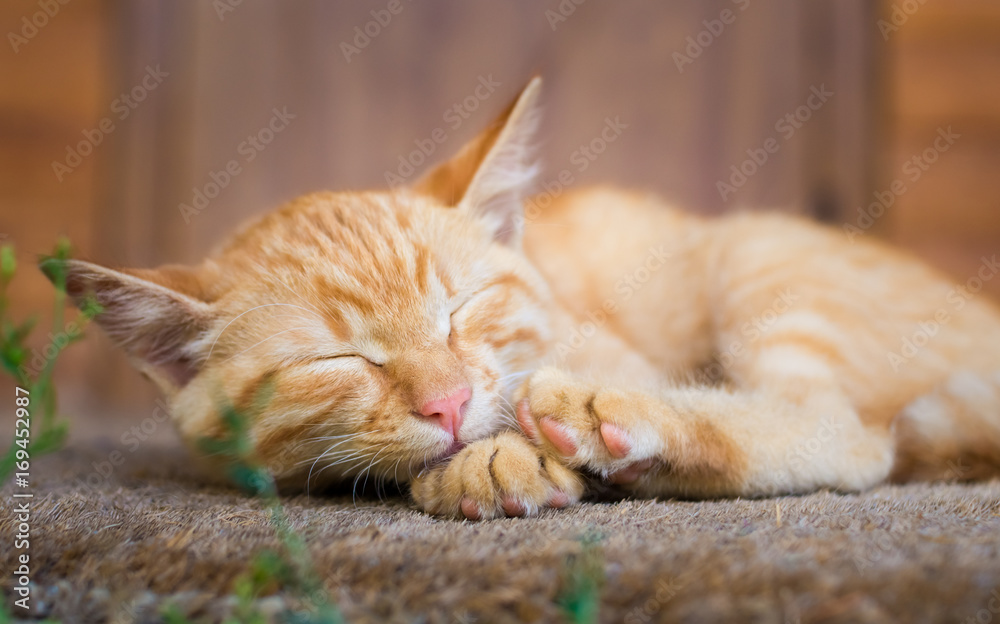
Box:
(606, 458, 657, 484)
(460, 497, 483, 520)
(501, 495, 527, 517)
(538, 416, 579, 455)
(599, 422, 633, 458)
(517, 369, 654, 476)
(415, 432, 582, 520)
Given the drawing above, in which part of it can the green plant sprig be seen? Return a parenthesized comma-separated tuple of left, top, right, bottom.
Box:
(0, 239, 100, 482)
(178, 383, 342, 624)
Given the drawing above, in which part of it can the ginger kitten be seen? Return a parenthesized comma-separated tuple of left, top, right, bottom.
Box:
(55, 78, 1000, 519)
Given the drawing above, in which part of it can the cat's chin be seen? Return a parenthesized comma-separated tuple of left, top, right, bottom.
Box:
(428, 440, 467, 467)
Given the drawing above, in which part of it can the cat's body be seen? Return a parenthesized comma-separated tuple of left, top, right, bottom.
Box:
(56, 79, 1000, 519)
(524, 187, 1000, 494)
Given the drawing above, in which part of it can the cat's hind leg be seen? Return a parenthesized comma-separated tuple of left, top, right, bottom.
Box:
(891, 370, 1000, 481)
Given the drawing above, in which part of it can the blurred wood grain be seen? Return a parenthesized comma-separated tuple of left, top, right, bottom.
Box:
(4, 0, 997, 410)
(101, 0, 884, 269)
(886, 0, 1000, 282)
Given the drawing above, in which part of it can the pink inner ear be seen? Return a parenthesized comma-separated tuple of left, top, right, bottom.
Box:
(60, 260, 213, 391)
(158, 355, 199, 388)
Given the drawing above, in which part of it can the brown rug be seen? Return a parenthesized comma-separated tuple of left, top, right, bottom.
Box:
(3, 423, 1000, 624)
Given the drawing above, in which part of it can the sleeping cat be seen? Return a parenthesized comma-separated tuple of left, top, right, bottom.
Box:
(54, 78, 1000, 519)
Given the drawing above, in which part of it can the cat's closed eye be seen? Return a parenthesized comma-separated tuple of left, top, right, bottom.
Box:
(315, 354, 384, 368)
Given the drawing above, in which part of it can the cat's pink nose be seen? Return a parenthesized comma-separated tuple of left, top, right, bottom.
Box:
(418, 387, 471, 438)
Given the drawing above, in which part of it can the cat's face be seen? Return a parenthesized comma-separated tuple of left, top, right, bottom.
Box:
(181, 189, 553, 487)
(58, 78, 550, 489)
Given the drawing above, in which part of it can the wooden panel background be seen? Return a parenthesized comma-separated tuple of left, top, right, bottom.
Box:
(11, 0, 989, 412)
(97, 1, 882, 264)
(886, 0, 1000, 282)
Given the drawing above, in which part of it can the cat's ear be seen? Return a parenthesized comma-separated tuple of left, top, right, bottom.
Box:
(415, 76, 542, 245)
(42, 258, 216, 392)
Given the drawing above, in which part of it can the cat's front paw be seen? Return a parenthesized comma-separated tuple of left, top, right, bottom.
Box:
(410, 431, 583, 520)
(515, 367, 661, 483)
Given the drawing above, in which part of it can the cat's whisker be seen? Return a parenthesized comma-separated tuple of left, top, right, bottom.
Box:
(250, 260, 327, 318)
(304, 446, 368, 468)
(385, 458, 405, 497)
(302, 431, 377, 444)
(306, 437, 375, 493)
(417, 450, 430, 478)
(495, 394, 521, 421)
(303, 437, 374, 489)
(265, 313, 321, 321)
(206, 302, 324, 361)
(492, 394, 525, 434)
(318, 453, 373, 483)
(392, 457, 403, 492)
(496, 393, 517, 414)
(300, 432, 372, 464)
(354, 445, 389, 505)
(497, 370, 533, 385)
(306, 455, 367, 495)
(220, 326, 313, 364)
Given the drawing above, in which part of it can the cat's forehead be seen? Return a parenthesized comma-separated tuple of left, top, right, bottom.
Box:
(226, 191, 447, 270)
(220, 190, 484, 340)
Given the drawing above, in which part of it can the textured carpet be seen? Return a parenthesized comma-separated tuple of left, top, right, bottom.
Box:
(3, 426, 1000, 624)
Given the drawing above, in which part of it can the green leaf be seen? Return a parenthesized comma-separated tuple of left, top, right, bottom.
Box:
(30, 423, 68, 455)
(161, 603, 198, 624)
(13, 315, 38, 341)
(0, 245, 15, 281)
(556, 531, 605, 624)
(79, 294, 103, 319)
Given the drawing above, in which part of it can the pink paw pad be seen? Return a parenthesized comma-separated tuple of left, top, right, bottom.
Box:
(607, 459, 656, 484)
(501, 496, 526, 517)
(516, 399, 539, 442)
(460, 497, 482, 520)
(548, 490, 570, 508)
(599, 423, 632, 458)
(539, 418, 578, 456)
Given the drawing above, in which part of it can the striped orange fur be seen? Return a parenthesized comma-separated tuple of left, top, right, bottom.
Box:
(57, 78, 1000, 519)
